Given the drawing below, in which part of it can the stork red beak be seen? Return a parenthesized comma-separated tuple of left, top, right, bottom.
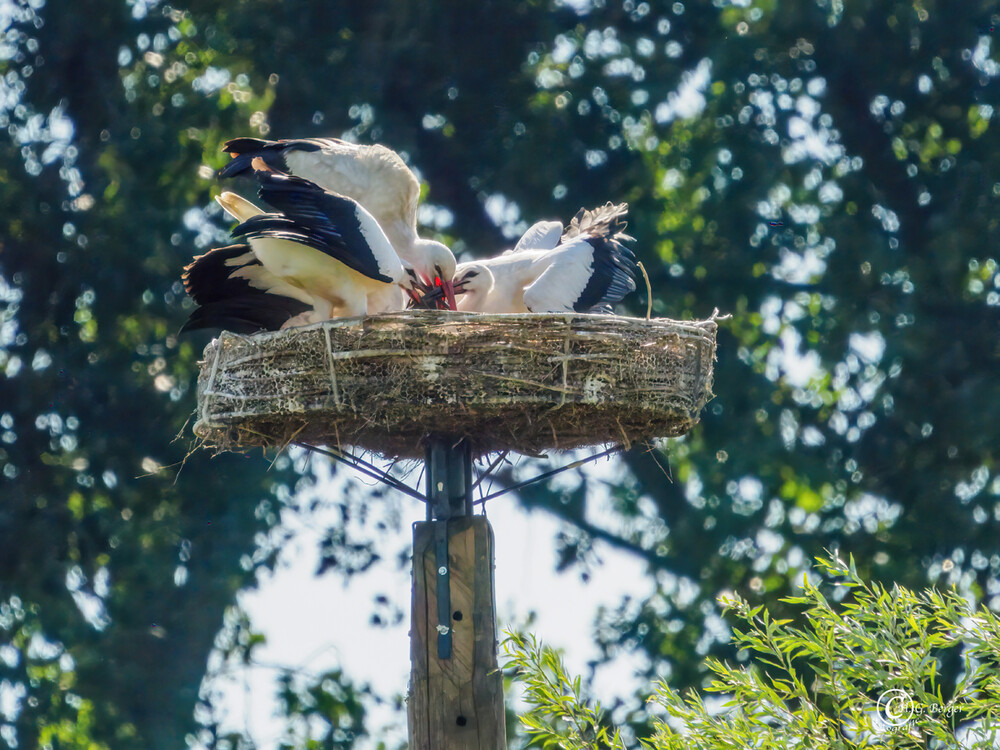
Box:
(440, 278, 458, 311)
(404, 286, 423, 305)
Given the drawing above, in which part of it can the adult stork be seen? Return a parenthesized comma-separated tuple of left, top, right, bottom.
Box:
(219, 136, 457, 309)
(182, 159, 413, 332)
(431, 203, 638, 314)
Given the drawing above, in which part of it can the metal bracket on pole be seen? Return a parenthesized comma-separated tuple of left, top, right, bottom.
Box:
(425, 436, 472, 660)
(409, 438, 507, 747)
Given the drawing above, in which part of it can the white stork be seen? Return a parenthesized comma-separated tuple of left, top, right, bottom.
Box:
(219, 137, 458, 309)
(437, 203, 638, 314)
(182, 159, 413, 332)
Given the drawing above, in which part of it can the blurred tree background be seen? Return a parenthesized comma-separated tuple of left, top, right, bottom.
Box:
(1, 0, 998, 747)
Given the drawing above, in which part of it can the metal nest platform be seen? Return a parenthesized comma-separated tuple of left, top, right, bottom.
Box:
(193, 310, 718, 458)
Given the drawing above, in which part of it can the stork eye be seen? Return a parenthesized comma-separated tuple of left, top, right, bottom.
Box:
(464, 271, 479, 279)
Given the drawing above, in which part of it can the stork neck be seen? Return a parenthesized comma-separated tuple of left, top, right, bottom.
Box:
(385, 219, 419, 261)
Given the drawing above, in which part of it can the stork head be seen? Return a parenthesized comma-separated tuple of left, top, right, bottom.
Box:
(413, 239, 458, 310)
(451, 263, 495, 312)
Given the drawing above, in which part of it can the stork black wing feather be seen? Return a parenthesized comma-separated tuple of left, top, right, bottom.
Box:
(180, 243, 309, 333)
(182, 243, 258, 304)
(219, 137, 347, 179)
(232, 169, 394, 283)
(180, 295, 309, 334)
(572, 237, 638, 313)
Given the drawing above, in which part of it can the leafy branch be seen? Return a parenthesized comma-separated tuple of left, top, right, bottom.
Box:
(503, 631, 627, 749)
(506, 553, 1000, 750)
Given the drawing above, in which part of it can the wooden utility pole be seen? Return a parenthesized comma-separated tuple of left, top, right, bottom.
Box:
(408, 438, 507, 749)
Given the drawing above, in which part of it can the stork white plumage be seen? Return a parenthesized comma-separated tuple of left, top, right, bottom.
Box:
(219, 137, 458, 309)
(445, 203, 638, 314)
(182, 160, 413, 333)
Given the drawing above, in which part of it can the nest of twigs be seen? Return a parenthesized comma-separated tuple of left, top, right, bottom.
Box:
(193, 310, 718, 458)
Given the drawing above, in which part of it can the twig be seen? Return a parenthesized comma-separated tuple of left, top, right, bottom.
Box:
(637, 261, 653, 320)
(267, 423, 306, 471)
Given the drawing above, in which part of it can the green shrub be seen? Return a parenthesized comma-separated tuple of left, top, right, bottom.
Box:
(505, 554, 1000, 749)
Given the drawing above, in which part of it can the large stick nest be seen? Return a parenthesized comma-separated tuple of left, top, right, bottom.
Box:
(193, 310, 718, 458)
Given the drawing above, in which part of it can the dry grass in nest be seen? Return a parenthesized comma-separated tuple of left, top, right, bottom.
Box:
(193, 310, 719, 458)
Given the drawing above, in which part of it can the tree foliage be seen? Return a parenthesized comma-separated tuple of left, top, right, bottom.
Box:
(504, 554, 1000, 749)
(0, 0, 998, 747)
